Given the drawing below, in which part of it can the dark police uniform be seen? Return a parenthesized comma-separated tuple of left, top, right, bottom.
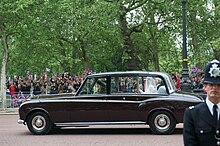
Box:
(184, 103, 220, 146)
(183, 60, 220, 146)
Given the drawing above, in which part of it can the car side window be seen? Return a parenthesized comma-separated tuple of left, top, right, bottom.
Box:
(93, 78, 107, 94)
(79, 77, 107, 95)
(139, 77, 157, 94)
(155, 77, 167, 95)
(140, 76, 167, 95)
(110, 76, 167, 95)
(111, 76, 138, 94)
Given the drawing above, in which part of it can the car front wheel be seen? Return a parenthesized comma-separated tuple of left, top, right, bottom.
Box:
(27, 111, 52, 135)
(149, 111, 176, 134)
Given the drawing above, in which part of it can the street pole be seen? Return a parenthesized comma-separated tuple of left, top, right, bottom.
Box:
(181, 0, 192, 92)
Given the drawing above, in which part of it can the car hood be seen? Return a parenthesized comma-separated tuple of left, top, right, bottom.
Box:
(171, 90, 204, 102)
(32, 93, 75, 99)
(20, 93, 75, 105)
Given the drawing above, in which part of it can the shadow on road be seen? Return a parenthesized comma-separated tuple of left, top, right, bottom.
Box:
(49, 127, 183, 135)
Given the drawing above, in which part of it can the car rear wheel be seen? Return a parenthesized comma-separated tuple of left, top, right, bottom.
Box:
(27, 112, 52, 135)
(149, 111, 176, 134)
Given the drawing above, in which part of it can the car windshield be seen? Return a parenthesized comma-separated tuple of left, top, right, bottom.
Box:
(164, 73, 176, 93)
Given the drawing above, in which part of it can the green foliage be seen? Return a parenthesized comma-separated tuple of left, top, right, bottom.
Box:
(0, 0, 219, 76)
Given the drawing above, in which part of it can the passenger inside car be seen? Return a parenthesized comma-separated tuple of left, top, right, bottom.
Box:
(140, 77, 157, 94)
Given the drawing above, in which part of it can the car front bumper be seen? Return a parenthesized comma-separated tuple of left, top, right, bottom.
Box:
(18, 119, 25, 124)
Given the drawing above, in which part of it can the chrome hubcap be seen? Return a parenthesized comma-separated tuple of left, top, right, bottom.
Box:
(154, 114, 170, 130)
(32, 115, 46, 131)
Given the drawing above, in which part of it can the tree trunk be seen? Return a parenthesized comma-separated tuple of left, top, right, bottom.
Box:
(152, 42, 160, 71)
(119, 11, 134, 70)
(80, 40, 90, 70)
(119, 6, 143, 71)
(148, 15, 160, 72)
(190, 11, 201, 68)
(0, 34, 9, 110)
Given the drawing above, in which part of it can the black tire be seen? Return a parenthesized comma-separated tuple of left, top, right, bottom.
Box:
(27, 111, 52, 135)
(149, 110, 176, 135)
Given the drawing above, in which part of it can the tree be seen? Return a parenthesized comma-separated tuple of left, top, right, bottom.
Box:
(187, 0, 220, 67)
(0, 1, 19, 109)
(0, 22, 9, 109)
(115, 0, 147, 70)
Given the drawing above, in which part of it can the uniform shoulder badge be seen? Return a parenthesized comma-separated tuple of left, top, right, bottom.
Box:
(189, 106, 195, 110)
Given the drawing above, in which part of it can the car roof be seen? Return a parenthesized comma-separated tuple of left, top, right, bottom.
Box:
(86, 71, 168, 78)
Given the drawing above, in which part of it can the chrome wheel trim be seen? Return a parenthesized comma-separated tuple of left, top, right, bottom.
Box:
(32, 115, 46, 131)
(154, 114, 170, 131)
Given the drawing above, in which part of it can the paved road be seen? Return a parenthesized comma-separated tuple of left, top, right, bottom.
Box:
(0, 114, 184, 146)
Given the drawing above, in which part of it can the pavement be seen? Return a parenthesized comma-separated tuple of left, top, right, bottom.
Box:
(0, 108, 18, 115)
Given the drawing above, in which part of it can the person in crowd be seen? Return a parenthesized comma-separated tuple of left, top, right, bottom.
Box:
(73, 79, 81, 92)
(33, 82, 41, 95)
(191, 76, 204, 90)
(183, 60, 220, 146)
(45, 82, 51, 94)
(126, 82, 133, 93)
(58, 82, 64, 94)
(21, 81, 30, 95)
(198, 76, 204, 89)
(63, 82, 69, 93)
(172, 73, 181, 90)
(30, 82, 34, 96)
(50, 82, 58, 94)
(191, 77, 199, 89)
(68, 81, 76, 93)
(9, 82, 16, 108)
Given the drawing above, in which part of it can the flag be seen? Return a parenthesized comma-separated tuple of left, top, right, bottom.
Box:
(46, 68, 50, 72)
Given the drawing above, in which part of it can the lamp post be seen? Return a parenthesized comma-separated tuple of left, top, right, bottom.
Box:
(181, 0, 192, 92)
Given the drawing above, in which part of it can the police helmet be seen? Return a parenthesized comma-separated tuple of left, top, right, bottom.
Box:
(203, 60, 220, 84)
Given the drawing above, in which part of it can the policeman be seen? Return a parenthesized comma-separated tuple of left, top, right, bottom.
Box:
(183, 60, 220, 146)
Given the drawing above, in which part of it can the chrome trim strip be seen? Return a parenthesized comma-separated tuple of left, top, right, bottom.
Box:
(55, 121, 146, 127)
(41, 99, 141, 104)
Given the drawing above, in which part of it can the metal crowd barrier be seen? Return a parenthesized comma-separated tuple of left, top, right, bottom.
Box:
(5, 92, 31, 108)
(2, 89, 74, 109)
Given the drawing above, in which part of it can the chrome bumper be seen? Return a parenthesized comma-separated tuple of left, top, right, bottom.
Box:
(18, 119, 25, 124)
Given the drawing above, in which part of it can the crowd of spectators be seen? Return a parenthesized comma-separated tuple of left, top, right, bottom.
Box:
(7, 69, 96, 107)
(171, 66, 204, 91)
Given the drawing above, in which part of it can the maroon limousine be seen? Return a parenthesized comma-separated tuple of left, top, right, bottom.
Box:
(18, 71, 203, 135)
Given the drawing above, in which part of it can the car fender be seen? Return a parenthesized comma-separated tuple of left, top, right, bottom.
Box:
(138, 99, 176, 123)
(146, 107, 176, 124)
(24, 107, 50, 123)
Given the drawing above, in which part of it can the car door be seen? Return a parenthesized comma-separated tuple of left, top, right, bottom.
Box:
(106, 76, 143, 122)
(106, 75, 167, 123)
(106, 94, 141, 122)
(69, 77, 109, 123)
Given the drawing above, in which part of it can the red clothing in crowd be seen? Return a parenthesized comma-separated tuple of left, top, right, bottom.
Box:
(172, 74, 181, 90)
(9, 85, 16, 96)
(176, 78, 181, 90)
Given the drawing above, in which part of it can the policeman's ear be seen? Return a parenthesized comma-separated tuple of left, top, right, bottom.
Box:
(203, 84, 208, 89)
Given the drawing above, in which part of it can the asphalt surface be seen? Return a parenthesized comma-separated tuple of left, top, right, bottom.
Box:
(0, 108, 18, 115)
(0, 112, 184, 146)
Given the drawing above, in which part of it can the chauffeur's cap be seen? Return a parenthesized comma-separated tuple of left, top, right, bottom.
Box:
(203, 59, 220, 84)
